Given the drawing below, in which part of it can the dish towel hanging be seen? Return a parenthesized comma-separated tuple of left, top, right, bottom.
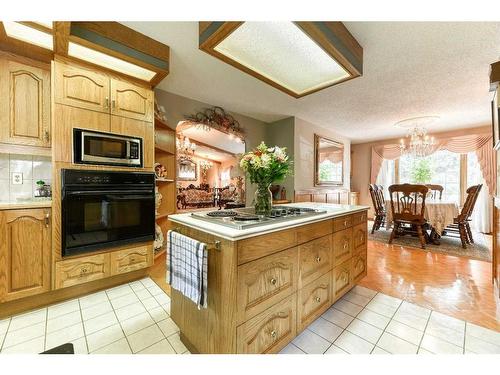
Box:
(166, 230, 208, 309)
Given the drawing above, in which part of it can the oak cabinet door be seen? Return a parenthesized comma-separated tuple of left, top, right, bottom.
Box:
(333, 259, 352, 301)
(297, 271, 332, 332)
(298, 234, 333, 288)
(55, 253, 110, 289)
(54, 61, 110, 113)
(351, 250, 367, 284)
(333, 228, 352, 266)
(0, 59, 51, 147)
(0, 209, 51, 302)
(110, 79, 153, 122)
(110, 245, 153, 276)
(352, 223, 368, 251)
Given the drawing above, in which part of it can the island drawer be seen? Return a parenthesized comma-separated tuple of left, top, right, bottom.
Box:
(237, 228, 296, 265)
(55, 253, 110, 289)
(237, 293, 296, 354)
(352, 211, 368, 226)
(297, 271, 332, 332)
(352, 223, 368, 251)
(333, 215, 353, 232)
(351, 250, 367, 284)
(296, 220, 332, 245)
(237, 247, 298, 323)
(333, 228, 352, 266)
(332, 259, 352, 300)
(110, 245, 153, 276)
(298, 234, 333, 288)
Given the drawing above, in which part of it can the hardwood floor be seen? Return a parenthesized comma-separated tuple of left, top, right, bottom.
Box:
(149, 238, 500, 333)
(360, 239, 500, 332)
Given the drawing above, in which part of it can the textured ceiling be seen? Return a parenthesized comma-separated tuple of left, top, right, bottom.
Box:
(123, 22, 500, 143)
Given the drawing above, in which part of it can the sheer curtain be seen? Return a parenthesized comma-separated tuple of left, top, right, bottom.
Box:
(468, 152, 492, 233)
(375, 159, 395, 199)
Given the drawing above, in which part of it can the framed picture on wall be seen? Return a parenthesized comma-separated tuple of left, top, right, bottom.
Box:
(492, 89, 500, 150)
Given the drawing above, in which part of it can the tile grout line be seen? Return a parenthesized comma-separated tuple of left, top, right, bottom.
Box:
(0, 318, 12, 353)
(415, 308, 433, 354)
(105, 285, 134, 354)
(77, 299, 90, 354)
(43, 308, 48, 351)
(368, 293, 402, 354)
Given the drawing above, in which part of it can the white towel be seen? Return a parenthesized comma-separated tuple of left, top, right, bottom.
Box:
(167, 230, 208, 309)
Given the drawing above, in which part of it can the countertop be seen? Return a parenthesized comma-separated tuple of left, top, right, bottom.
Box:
(168, 202, 370, 241)
(0, 200, 52, 210)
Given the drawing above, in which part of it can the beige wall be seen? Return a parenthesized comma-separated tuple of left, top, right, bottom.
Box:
(294, 117, 351, 192)
(351, 125, 491, 218)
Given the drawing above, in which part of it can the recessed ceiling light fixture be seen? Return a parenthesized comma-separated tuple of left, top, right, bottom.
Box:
(199, 21, 363, 98)
(2, 21, 53, 50)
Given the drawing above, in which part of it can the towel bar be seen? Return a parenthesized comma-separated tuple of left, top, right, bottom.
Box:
(171, 227, 222, 251)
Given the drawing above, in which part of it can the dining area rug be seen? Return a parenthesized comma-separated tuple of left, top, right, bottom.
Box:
(368, 221, 491, 262)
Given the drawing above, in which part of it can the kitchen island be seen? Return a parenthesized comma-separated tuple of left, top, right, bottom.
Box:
(167, 203, 369, 354)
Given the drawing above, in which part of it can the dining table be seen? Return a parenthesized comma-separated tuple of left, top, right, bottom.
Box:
(385, 198, 460, 244)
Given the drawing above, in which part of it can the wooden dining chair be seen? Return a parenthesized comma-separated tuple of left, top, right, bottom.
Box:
(369, 184, 386, 233)
(425, 184, 444, 200)
(442, 184, 482, 248)
(388, 184, 429, 249)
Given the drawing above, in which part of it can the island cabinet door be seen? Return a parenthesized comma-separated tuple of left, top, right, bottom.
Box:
(352, 223, 368, 251)
(0, 209, 51, 302)
(236, 293, 297, 354)
(297, 271, 332, 332)
(298, 234, 333, 288)
(237, 247, 298, 324)
(333, 259, 352, 301)
(333, 228, 353, 266)
(351, 250, 367, 284)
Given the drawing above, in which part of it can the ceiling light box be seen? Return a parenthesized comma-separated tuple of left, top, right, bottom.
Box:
(199, 21, 363, 98)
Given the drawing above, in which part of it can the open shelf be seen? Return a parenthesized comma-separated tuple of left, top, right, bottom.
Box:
(155, 212, 173, 220)
(154, 117, 171, 130)
(154, 248, 166, 260)
(156, 178, 175, 183)
(155, 145, 175, 154)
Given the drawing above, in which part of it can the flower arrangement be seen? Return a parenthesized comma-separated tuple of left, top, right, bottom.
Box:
(239, 142, 292, 214)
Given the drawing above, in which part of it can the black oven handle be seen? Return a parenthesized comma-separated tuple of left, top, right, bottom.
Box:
(65, 189, 154, 196)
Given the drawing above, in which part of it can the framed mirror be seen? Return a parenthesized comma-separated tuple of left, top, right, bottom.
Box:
(314, 134, 344, 186)
(177, 158, 198, 181)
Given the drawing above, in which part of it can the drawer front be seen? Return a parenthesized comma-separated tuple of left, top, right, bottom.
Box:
(352, 211, 368, 226)
(237, 247, 298, 323)
(352, 223, 368, 250)
(333, 228, 352, 266)
(237, 293, 296, 354)
(352, 250, 367, 284)
(238, 229, 296, 265)
(333, 215, 352, 232)
(297, 272, 332, 332)
(110, 245, 153, 276)
(298, 235, 333, 288)
(333, 259, 352, 300)
(296, 220, 332, 245)
(55, 253, 110, 289)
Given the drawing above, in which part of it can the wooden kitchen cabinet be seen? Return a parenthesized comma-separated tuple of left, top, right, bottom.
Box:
(0, 208, 51, 302)
(54, 61, 110, 113)
(111, 79, 153, 122)
(110, 245, 153, 276)
(55, 253, 110, 289)
(0, 57, 51, 148)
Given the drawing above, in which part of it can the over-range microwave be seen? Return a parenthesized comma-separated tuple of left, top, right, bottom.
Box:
(73, 128, 143, 168)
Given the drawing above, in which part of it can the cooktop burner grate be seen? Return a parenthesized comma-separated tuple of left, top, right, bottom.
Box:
(206, 210, 238, 218)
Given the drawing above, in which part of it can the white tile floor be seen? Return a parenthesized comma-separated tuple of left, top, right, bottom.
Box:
(0, 277, 188, 354)
(2, 279, 500, 354)
(280, 285, 500, 355)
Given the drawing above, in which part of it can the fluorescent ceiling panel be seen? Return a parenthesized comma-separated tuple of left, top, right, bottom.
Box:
(213, 22, 350, 95)
(68, 42, 156, 81)
(3, 21, 53, 50)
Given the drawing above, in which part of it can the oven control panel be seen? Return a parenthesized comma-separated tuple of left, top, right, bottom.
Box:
(62, 169, 155, 186)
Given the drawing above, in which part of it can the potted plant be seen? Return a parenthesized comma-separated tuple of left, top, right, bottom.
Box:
(239, 142, 292, 215)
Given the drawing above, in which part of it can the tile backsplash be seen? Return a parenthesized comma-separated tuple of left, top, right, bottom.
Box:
(0, 153, 52, 202)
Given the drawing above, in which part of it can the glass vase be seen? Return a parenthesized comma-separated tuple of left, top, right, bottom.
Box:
(254, 183, 273, 216)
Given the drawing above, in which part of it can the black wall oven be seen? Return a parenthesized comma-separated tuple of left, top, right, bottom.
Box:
(61, 169, 155, 257)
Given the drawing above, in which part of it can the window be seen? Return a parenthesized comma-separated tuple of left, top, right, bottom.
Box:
(220, 168, 231, 187)
(319, 159, 342, 182)
(398, 150, 460, 203)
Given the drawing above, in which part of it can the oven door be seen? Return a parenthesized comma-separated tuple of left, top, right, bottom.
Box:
(62, 188, 155, 256)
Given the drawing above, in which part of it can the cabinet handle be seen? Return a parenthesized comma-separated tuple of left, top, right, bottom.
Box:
(112, 99, 116, 109)
(344, 220, 348, 227)
(270, 278, 277, 285)
(343, 242, 348, 250)
(315, 256, 321, 263)
(105, 97, 109, 109)
(315, 296, 321, 303)
(44, 130, 50, 142)
(45, 212, 50, 228)
(270, 330, 277, 339)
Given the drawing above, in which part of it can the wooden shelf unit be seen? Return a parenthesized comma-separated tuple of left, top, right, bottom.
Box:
(154, 117, 176, 260)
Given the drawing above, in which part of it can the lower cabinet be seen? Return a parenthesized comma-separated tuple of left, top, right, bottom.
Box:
(0, 208, 51, 302)
(55, 253, 110, 289)
(110, 245, 153, 275)
(352, 249, 367, 284)
(333, 258, 352, 300)
(237, 293, 297, 354)
(297, 271, 332, 332)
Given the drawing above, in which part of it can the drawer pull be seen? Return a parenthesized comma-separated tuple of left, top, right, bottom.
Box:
(344, 220, 348, 227)
(361, 214, 365, 221)
(315, 296, 321, 303)
(315, 256, 321, 263)
(270, 278, 277, 285)
(343, 242, 348, 250)
(270, 330, 277, 338)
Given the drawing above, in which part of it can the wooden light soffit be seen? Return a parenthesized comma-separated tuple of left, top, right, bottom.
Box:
(491, 60, 500, 90)
(199, 21, 363, 98)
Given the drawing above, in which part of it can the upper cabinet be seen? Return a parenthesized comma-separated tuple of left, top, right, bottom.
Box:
(54, 61, 153, 122)
(111, 79, 153, 122)
(54, 62, 110, 113)
(0, 57, 51, 148)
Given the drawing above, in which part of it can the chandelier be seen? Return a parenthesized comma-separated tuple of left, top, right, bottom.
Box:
(397, 116, 439, 158)
(176, 134, 196, 157)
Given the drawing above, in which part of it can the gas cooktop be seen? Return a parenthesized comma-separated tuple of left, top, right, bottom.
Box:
(190, 206, 327, 230)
